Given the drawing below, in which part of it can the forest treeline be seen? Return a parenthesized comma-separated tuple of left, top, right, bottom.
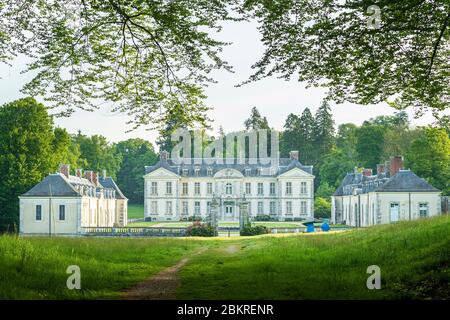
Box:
(0, 98, 449, 230)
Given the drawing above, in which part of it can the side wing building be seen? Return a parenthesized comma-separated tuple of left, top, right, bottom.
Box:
(332, 156, 441, 227)
(19, 165, 128, 235)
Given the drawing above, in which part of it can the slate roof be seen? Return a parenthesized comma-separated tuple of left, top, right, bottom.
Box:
(21, 173, 127, 199)
(333, 169, 440, 196)
(22, 174, 80, 197)
(375, 170, 440, 193)
(99, 177, 127, 199)
(145, 158, 314, 177)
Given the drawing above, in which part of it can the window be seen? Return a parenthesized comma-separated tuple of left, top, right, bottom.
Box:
(182, 168, 189, 176)
(151, 201, 158, 215)
(270, 201, 276, 215)
(59, 205, 65, 221)
(150, 182, 158, 195)
(207, 202, 212, 214)
(207, 168, 213, 176)
(195, 167, 200, 176)
(286, 201, 292, 215)
(166, 201, 173, 215)
(257, 201, 264, 215)
(270, 182, 276, 195)
(226, 183, 232, 195)
(166, 182, 172, 195)
(419, 203, 429, 218)
(245, 168, 251, 176)
(257, 183, 264, 195)
(245, 182, 251, 195)
(286, 182, 292, 195)
(35, 205, 42, 221)
(182, 201, 188, 215)
(300, 182, 307, 194)
(194, 201, 201, 215)
(182, 182, 188, 195)
(207, 182, 213, 195)
(194, 182, 201, 195)
(257, 168, 262, 176)
(301, 201, 307, 215)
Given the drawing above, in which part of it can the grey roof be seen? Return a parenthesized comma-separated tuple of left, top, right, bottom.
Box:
(21, 173, 128, 199)
(333, 170, 440, 196)
(22, 174, 80, 197)
(375, 170, 440, 192)
(99, 177, 127, 199)
(145, 158, 314, 177)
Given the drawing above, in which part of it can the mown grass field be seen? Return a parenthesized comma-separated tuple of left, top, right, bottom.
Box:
(127, 204, 144, 219)
(127, 221, 306, 228)
(0, 215, 448, 299)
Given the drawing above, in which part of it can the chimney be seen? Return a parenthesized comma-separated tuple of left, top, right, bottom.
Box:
(92, 172, 99, 186)
(84, 170, 93, 182)
(160, 150, 169, 161)
(102, 169, 107, 179)
(389, 156, 404, 177)
(376, 164, 385, 175)
(76, 168, 83, 178)
(59, 164, 70, 178)
(289, 150, 299, 161)
(362, 168, 373, 177)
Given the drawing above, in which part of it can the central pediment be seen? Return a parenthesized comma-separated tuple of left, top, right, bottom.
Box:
(214, 168, 244, 179)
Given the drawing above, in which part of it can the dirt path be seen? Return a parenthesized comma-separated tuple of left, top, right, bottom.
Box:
(224, 244, 240, 254)
(122, 258, 189, 300)
(121, 248, 207, 300)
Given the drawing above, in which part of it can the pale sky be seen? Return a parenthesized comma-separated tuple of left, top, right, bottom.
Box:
(0, 20, 445, 148)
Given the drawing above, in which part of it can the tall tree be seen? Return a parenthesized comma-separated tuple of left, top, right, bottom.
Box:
(336, 123, 359, 152)
(319, 147, 358, 188)
(297, 108, 315, 164)
(355, 123, 385, 169)
(382, 128, 423, 161)
(0, 0, 239, 128)
(52, 127, 81, 170)
(244, 107, 270, 130)
(73, 132, 122, 179)
(0, 98, 55, 232)
(281, 113, 300, 157)
(115, 139, 158, 204)
(243, 0, 450, 113)
(313, 101, 335, 166)
(406, 127, 450, 195)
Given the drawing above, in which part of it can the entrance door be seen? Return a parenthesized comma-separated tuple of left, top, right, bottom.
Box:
(390, 203, 399, 222)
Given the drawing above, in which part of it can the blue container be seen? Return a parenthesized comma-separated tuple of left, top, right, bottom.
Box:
(303, 220, 315, 233)
(321, 222, 330, 232)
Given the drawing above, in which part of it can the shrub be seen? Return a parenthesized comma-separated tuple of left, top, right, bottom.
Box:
(187, 216, 203, 222)
(240, 225, 268, 236)
(185, 221, 216, 237)
(253, 214, 277, 221)
(315, 197, 331, 219)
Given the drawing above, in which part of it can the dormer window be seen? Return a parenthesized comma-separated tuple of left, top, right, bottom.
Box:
(195, 167, 200, 177)
(245, 168, 251, 176)
(257, 168, 262, 176)
(182, 168, 189, 176)
(207, 167, 213, 176)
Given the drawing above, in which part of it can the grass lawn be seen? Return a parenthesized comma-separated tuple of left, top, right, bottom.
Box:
(127, 204, 144, 219)
(177, 215, 450, 299)
(0, 236, 206, 299)
(1, 215, 448, 299)
(127, 221, 305, 228)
